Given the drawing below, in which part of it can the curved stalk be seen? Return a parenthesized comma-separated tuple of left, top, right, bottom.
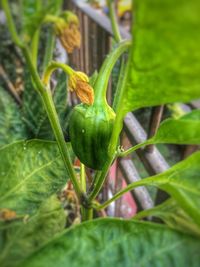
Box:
(42, 28, 56, 72)
(87, 42, 131, 202)
(93, 40, 131, 105)
(119, 140, 152, 157)
(93, 178, 154, 210)
(2, 0, 23, 48)
(2, 0, 82, 199)
(42, 61, 74, 85)
(107, 0, 122, 42)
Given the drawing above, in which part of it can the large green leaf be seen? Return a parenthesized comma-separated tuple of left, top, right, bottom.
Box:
(0, 140, 72, 215)
(123, 0, 200, 114)
(0, 195, 66, 267)
(21, 218, 200, 267)
(22, 72, 69, 140)
(0, 87, 27, 146)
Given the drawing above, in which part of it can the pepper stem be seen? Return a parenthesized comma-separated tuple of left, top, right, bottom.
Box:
(93, 40, 131, 105)
(42, 61, 74, 86)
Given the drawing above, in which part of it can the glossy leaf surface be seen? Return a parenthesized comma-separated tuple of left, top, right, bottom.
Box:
(123, 0, 200, 114)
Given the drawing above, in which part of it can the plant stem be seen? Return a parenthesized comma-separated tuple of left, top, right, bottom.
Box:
(88, 153, 116, 201)
(112, 57, 126, 111)
(2, 0, 23, 48)
(93, 178, 152, 210)
(42, 28, 56, 72)
(31, 29, 40, 68)
(39, 87, 82, 198)
(2, 0, 82, 199)
(42, 61, 74, 85)
(87, 43, 131, 202)
(108, 55, 131, 157)
(80, 164, 86, 192)
(94, 40, 131, 105)
(31, 0, 41, 67)
(107, 0, 121, 42)
(82, 207, 93, 221)
(119, 140, 152, 157)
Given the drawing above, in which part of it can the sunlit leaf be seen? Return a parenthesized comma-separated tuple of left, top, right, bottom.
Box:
(123, 0, 200, 114)
(150, 110, 200, 145)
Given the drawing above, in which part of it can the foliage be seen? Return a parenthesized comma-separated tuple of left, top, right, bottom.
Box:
(0, 87, 27, 146)
(22, 71, 69, 140)
(0, 195, 66, 267)
(1, 0, 200, 266)
(21, 219, 200, 267)
(21, 0, 63, 38)
(123, 0, 200, 114)
(0, 140, 72, 214)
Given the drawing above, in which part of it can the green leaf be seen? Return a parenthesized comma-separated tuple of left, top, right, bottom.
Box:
(21, 218, 200, 267)
(135, 198, 200, 237)
(133, 152, 200, 226)
(21, 0, 63, 38)
(150, 110, 200, 145)
(124, 110, 200, 155)
(0, 195, 66, 267)
(123, 0, 200, 114)
(22, 72, 69, 140)
(0, 87, 27, 146)
(0, 139, 72, 215)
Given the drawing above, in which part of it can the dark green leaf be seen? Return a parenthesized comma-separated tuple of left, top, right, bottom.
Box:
(0, 140, 72, 215)
(123, 0, 200, 114)
(0, 195, 66, 267)
(135, 198, 200, 237)
(21, 218, 200, 267)
(0, 87, 27, 146)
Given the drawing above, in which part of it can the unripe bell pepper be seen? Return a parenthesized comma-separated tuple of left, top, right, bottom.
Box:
(69, 41, 130, 170)
(69, 103, 115, 170)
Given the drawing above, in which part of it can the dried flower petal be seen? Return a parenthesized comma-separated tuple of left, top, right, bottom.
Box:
(0, 208, 17, 221)
(59, 23, 81, 54)
(76, 79, 94, 105)
(68, 72, 94, 105)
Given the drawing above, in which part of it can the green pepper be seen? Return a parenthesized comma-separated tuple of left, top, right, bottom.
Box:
(69, 41, 130, 170)
(69, 103, 115, 170)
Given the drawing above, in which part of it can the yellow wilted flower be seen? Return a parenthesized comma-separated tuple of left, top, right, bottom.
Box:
(54, 11, 81, 54)
(69, 72, 94, 105)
